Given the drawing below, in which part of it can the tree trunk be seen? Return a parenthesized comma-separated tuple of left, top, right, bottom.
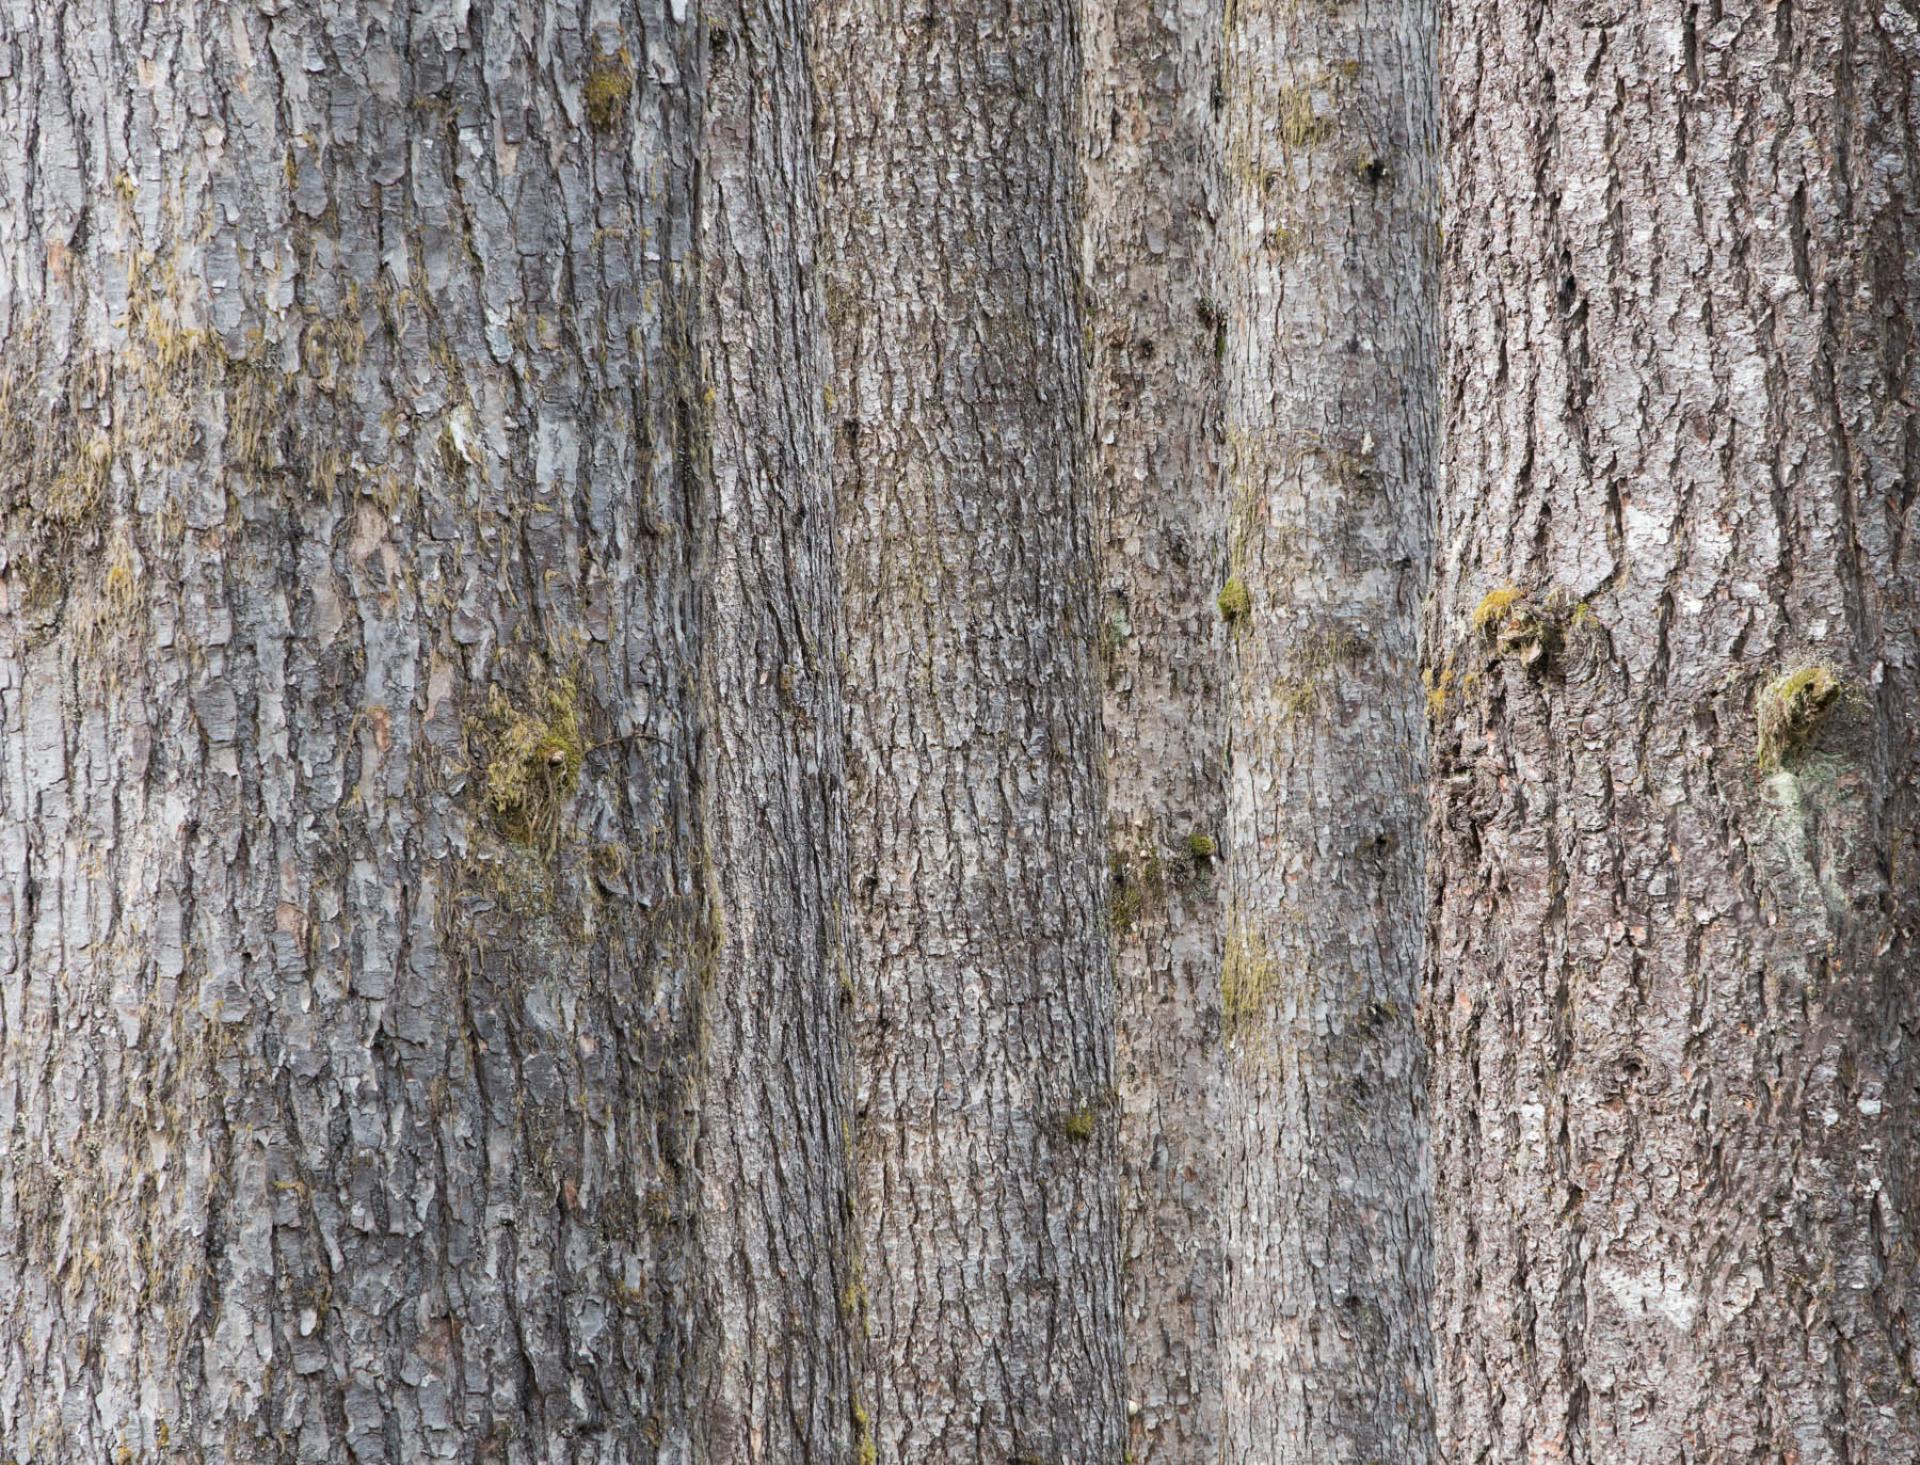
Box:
(695, 3, 864, 1462)
(811, 0, 1126, 1460)
(1080, 1, 1228, 1459)
(1216, 0, 1439, 1458)
(1, 3, 711, 1458)
(1429, 4, 1920, 1460)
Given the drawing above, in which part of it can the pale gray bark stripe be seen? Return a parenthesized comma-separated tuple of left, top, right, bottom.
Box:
(1218, 0, 1440, 1459)
(1081, 0, 1230, 1459)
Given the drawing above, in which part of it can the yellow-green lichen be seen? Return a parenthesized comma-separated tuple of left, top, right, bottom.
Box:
(1472, 584, 1521, 633)
(1269, 627, 1370, 726)
(1756, 665, 1845, 772)
(1110, 839, 1171, 934)
(1221, 910, 1277, 1040)
(1278, 84, 1333, 149)
(1098, 612, 1129, 678)
(1272, 675, 1317, 722)
(1061, 1104, 1096, 1142)
(584, 48, 635, 132)
(840, 1267, 869, 1327)
(853, 1400, 877, 1465)
(478, 675, 587, 846)
(1217, 575, 1252, 626)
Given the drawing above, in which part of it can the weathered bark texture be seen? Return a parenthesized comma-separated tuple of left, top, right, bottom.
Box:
(0, 3, 711, 1458)
(812, 1, 1126, 1460)
(694, 4, 864, 1462)
(1430, 4, 1920, 1461)
(1080, 1, 1228, 1459)
(1217, 0, 1439, 1459)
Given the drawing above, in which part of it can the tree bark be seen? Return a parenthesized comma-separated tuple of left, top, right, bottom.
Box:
(0, 3, 710, 1458)
(1429, 4, 1920, 1460)
(812, 1, 1126, 1460)
(1217, 0, 1439, 1459)
(1080, 1, 1228, 1459)
(695, 3, 864, 1462)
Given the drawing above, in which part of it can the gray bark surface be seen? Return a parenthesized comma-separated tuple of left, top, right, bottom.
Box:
(1080, 1, 1228, 1459)
(812, 0, 1127, 1460)
(1, 2, 710, 1458)
(1429, 3, 1920, 1460)
(1217, 0, 1439, 1459)
(695, 2, 864, 1461)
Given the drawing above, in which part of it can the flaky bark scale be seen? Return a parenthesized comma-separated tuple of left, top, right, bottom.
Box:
(812, 0, 1126, 1460)
(1430, 4, 1920, 1460)
(695, 3, 864, 1461)
(2, 3, 709, 1458)
(1217, 0, 1439, 1459)
(1081, 1, 1229, 1459)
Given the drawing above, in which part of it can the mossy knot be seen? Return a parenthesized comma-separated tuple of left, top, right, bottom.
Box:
(1471, 584, 1521, 633)
(1756, 665, 1845, 772)
(1472, 583, 1565, 669)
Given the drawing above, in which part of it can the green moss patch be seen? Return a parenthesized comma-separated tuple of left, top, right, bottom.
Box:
(1472, 584, 1521, 634)
(476, 674, 586, 846)
(1472, 583, 1569, 668)
(584, 48, 635, 132)
(1217, 574, 1252, 626)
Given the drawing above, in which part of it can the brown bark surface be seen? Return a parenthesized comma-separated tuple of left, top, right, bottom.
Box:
(1429, 4, 1920, 1460)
